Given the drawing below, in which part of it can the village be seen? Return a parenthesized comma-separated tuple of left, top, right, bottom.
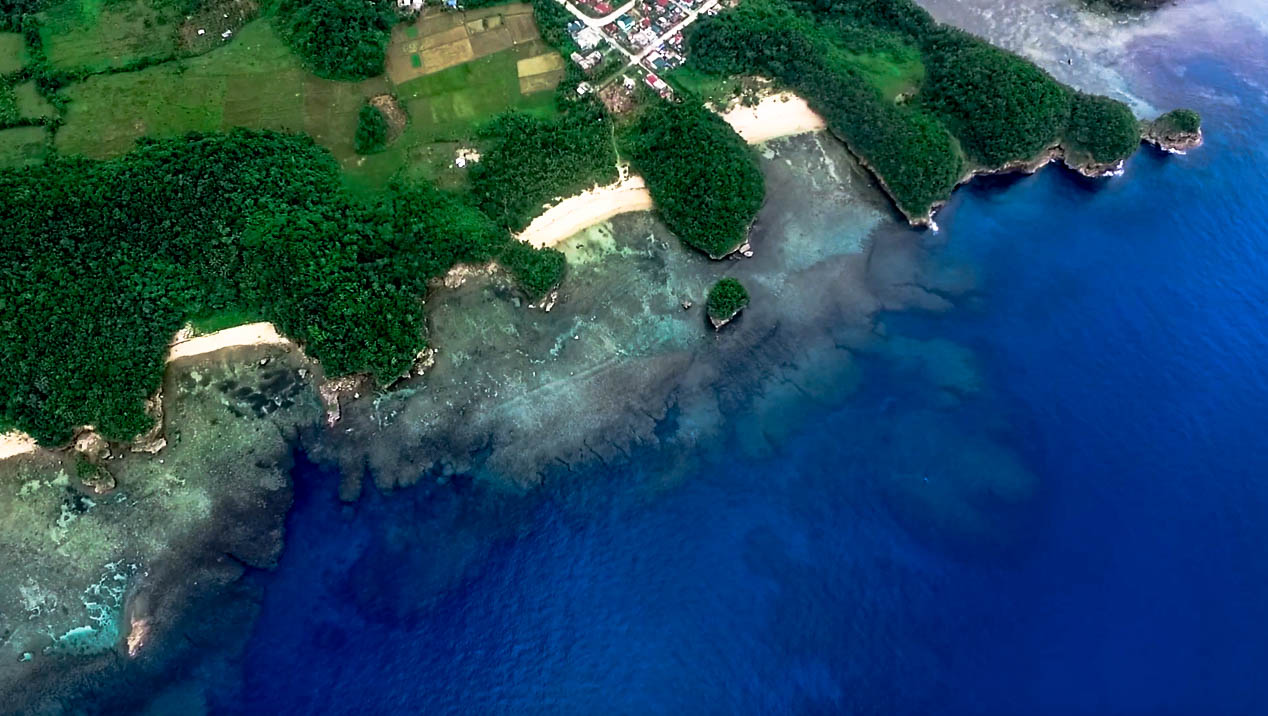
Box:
(557, 0, 722, 104)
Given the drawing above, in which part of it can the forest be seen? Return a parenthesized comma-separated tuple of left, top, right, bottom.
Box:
(0, 130, 564, 444)
(623, 99, 765, 258)
(706, 278, 749, 323)
(275, 0, 395, 80)
(469, 96, 618, 231)
(686, 0, 1152, 219)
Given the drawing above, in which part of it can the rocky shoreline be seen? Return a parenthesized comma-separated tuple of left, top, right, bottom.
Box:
(832, 125, 1198, 229)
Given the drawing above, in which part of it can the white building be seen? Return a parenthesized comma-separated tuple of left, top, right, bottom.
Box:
(574, 26, 603, 51)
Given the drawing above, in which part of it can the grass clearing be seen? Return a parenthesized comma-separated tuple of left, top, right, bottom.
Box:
(14, 82, 55, 120)
(0, 33, 26, 74)
(834, 46, 925, 101)
(0, 126, 48, 168)
(40, 0, 181, 72)
(57, 17, 561, 194)
(666, 66, 745, 105)
(56, 20, 388, 158)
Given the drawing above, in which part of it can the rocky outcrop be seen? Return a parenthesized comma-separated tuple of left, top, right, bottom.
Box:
(1141, 121, 1203, 154)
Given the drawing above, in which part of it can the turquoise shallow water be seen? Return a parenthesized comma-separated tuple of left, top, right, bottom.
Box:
(177, 18, 1268, 716)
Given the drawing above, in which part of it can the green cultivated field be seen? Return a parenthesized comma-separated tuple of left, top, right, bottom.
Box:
(40, 0, 181, 71)
(349, 43, 558, 193)
(56, 19, 560, 192)
(56, 21, 387, 158)
(0, 33, 25, 74)
(0, 126, 48, 167)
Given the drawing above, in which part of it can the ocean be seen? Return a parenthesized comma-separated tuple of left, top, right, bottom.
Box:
(173, 3, 1267, 714)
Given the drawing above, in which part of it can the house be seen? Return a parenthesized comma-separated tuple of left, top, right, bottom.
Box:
(397, 0, 424, 9)
(573, 26, 604, 50)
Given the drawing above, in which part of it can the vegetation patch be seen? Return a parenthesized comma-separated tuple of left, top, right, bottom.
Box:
(13, 80, 54, 119)
(707, 277, 749, 327)
(624, 99, 765, 258)
(0, 130, 567, 445)
(38, 0, 181, 72)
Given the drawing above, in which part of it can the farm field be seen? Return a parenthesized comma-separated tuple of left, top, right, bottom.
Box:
(39, 0, 181, 71)
(55, 20, 388, 159)
(0, 126, 47, 168)
(0, 32, 24, 74)
(44, 2, 566, 191)
(14, 82, 55, 120)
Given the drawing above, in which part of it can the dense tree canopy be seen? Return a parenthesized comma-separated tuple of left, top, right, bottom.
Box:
(1154, 108, 1201, 134)
(469, 100, 617, 231)
(1065, 92, 1140, 163)
(0, 130, 563, 444)
(275, 0, 394, 80)
(624, 99, 765, 258)
(687, 0, 1159, 218)
(921, 28, 1071, 166)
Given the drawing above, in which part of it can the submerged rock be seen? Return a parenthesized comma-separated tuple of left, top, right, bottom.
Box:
(0, 345, 322, 714)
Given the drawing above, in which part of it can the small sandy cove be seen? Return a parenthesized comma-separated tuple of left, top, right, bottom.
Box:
(719, 92, 826, 144)
(516, 175, 655, 248)
(517, 93, 826, 249)
(1, 322, 292, 460)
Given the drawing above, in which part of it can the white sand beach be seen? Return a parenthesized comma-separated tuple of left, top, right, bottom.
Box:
(166, 321, 291, 362)
(720, 93, 827, 144)
(517, 93, 826, 249)
(516, 175, 655, 249)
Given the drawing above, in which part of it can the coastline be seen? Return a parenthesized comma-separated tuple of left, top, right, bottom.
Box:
(0, 321, 294, 461)
(515, 175, 655, 249)
(516, 93, 828, 249)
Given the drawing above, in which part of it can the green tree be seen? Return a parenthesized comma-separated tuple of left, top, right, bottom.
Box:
(707, 277, 749, 323)
(355, 104, 389, 154)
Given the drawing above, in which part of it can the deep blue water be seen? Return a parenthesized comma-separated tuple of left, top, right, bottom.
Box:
(205, 52, 1268, 714)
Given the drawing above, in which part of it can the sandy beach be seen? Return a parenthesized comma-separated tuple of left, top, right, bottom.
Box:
(719, 93, 827, 144)
(516, 175, 655, 249)
(517, 93, 826, 249)
(167, 321, 291, 361)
